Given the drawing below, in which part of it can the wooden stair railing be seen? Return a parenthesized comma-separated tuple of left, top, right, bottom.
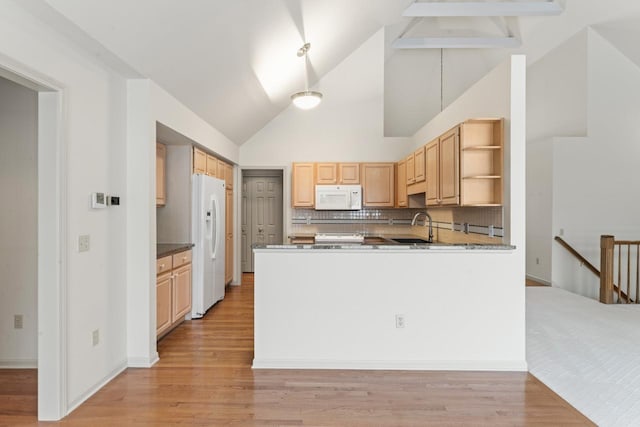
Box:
(553, 236, 633, 304)
(601, 235, 640, 304)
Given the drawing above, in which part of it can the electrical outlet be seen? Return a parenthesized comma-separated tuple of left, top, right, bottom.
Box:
(395, 314, 405, 329)
(92, 329, 99, 346)
(78, 235, 90, 252)
(559, 228, 564, 236)
(14, 315, 23, 329)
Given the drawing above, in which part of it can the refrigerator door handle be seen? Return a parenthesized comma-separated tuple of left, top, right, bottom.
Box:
(209, 197, 218, 259)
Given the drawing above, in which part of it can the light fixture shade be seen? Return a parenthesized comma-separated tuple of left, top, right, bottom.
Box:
(291, 91, 323, 110)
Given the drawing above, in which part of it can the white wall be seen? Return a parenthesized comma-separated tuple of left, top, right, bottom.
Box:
(0, 1, 128, 414)
(526, 139, 553, 283)
(527, 28, 640, 296)
(240, 30, 411, 235)
(240, 29, 411, 166)
(551, 29, 640, 297)
(0, 76, 38, 367)
(151, 83, 239, 164)
(156, 145, 192, 244)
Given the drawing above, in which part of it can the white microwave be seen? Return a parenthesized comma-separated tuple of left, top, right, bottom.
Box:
(315, 185, 362, 210)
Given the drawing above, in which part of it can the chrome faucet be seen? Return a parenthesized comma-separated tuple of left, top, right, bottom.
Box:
(411, 211, 434, 242)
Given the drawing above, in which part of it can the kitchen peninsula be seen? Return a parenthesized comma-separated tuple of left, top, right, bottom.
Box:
(253, 240, 523, 371)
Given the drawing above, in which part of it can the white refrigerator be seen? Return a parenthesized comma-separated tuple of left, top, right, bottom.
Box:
(191, 173, 226, 318)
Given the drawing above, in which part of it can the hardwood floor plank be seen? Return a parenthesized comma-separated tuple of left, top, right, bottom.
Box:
(0, 273, 594, 426)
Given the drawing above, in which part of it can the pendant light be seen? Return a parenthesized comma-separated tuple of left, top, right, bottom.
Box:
(291, 42, 323, 110)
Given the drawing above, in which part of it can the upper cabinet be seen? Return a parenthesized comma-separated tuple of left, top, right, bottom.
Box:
(459, 119, 504, 206)
(224, 162, 233, 189)
(193, 147, 206, 174)
(361, 163, 395, 207)
(406, 153, 415, 185)
(338, 163, 360, 184)
(314, 163, 360, 185)
(156, 143, 166, 206)
(316, 163, 337, 185)
(396, 161, 408, 208)
(292, 163, 315, 207)
(414, 146, 425, 183)
(426, 118, 503, 207)
(206, 154, 217, 177)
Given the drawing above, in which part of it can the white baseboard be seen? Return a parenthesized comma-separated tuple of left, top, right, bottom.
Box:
(127, 352, 159, 368)
(0, 358, 37, 369)
(526, 274, 551, 286)
(67, 360, 127, 414)
(252, 358, 528, 372)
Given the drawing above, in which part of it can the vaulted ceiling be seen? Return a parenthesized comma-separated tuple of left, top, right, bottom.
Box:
(28, 1, 640, 144)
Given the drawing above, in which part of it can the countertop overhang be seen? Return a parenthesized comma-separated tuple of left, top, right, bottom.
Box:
(253, 242, 515, 251)
(157, 243, 195, 258)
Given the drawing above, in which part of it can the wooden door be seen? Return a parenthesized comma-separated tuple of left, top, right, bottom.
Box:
(440, 127, 460, 206)
(172, 264, 192, 322)
(316, 163, 337, 184)
(156, 143, 166, 206)
(193, 147, 206, 174)
(291, 163, 315, 207)
(156, 272, 172, 336)
(242, 175, 283, 272)
(396, 161, 407, 207)
(338, 163, 360, 184)
(206, 154, 217, 177)
(425, 139, 439, 206)
(414, 146, 425, 183)
(406, 154, 415, 184)
(361, 163, 395, 207)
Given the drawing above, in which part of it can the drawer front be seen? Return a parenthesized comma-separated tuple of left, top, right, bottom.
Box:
(172, 249, 192, 269)
(157, 256, 173, 275)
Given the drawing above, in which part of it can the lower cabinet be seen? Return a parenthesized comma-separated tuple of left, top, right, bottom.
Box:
(156, 249, 192, 339)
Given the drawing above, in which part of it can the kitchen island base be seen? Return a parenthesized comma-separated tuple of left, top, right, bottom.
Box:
(253, 247, 526, 372)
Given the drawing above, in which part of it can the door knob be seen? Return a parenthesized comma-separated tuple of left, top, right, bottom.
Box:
(258, 228, 264, 233)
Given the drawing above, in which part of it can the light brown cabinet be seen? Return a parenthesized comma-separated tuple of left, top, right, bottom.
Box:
(292, 163, 315, 207)
(414, 146, 425, 183)
(459, 119, 504, 206)
(361, 163, 395, 207)
(314, 163, 360, 185)
(225, 188, 233, 284)
(426, 129, 460, 207)
(338, 163, 360, 184)
(156, 143, 166, 206)
(396, 161, 408, 208)
(406, 153, 415, 184)
(193, 147, 206, 174)
(425, 119, 503, 207)
(156, 249, 192, 339)
(316, 163, 337, 184)
(224, 162, 233, 189)
(206, 154, 218, 177)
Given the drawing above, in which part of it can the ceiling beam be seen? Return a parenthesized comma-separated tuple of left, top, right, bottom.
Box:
(393, 37, 521, 49)
(403, 1, 563, 17)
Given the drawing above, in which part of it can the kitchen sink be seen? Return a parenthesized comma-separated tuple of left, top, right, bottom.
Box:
(390, 238, 432, 244)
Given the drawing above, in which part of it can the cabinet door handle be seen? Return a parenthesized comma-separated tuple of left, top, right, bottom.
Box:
(182, 256, 187, 261)
(160, 264, 165, 269)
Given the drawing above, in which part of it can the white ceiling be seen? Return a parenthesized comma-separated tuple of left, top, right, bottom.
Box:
(28, 1, 640, 143)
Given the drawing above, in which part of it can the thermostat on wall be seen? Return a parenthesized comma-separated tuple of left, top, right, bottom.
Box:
(91, 192, 107, 209)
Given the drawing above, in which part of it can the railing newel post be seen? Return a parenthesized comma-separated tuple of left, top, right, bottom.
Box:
(601, 235, 615, 304)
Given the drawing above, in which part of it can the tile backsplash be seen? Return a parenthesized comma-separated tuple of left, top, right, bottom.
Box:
(290, 206, 503, 240)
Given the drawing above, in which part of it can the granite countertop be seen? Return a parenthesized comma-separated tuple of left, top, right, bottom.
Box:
(256, 242, 515, 251)
(157, 243, 195, 258)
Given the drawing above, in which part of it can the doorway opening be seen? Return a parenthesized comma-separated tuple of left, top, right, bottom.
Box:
(0, 65, 66, 421)
(241, 169, 284, 273)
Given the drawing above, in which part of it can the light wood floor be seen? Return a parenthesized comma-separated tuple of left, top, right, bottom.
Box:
(1, 273, 593, 426)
